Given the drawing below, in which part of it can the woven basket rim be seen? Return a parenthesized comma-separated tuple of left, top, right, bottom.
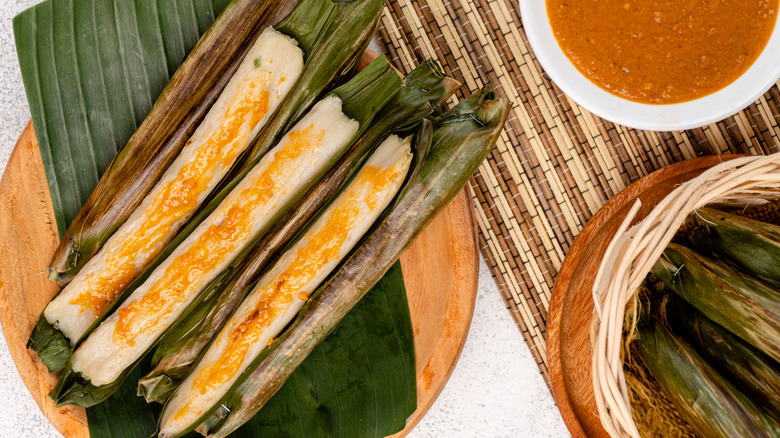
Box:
(590, 154, 780, 438)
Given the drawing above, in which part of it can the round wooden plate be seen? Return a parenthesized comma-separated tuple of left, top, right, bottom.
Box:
(547, 155, 743, 437)
(0, 123, 479, 437)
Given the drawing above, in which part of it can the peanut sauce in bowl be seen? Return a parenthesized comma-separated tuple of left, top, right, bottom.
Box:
(547, 0, 778, 104)
(520, 0, 780, 130)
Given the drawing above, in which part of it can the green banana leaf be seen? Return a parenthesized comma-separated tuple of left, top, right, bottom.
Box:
(14, 0, 417, 436)
(87, 363, 159, 438)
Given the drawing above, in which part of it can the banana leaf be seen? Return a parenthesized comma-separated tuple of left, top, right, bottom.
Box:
(636, 317, 780, 437)
(14, 0, 300, 285)
(87, 362, 159, 438)
(139, 59, 460, 404)
(86, 262, 414, 438)
(27, 314, 71, 373)
(49, 55, 402, 408)
(194, 89, 509, 438)
(651, 243, 780, 363)
(24, 0, 334, 373)
(691, 207, 780, 287)
(665, 295, 780, 423)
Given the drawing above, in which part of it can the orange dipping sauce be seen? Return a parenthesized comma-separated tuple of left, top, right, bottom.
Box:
(547, 0, 779, 104)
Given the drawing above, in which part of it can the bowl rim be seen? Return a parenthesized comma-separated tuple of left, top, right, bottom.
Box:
(519, 0, 780, 132)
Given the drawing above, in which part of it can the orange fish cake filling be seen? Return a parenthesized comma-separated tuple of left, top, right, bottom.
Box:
(71, 74, 272, 316)
(111, 124, 324, 348)
(181, 165, 400, 411)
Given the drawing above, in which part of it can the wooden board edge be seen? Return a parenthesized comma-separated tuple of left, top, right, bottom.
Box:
(395, 187, 479, 437)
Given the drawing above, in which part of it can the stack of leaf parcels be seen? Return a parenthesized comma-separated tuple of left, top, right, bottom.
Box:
(640, 207, 780, 438)
(25, 0, 510, 436)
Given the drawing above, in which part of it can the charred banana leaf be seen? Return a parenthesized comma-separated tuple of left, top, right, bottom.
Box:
(27, 317, 71, 373)
(192, 88, 509, 438)
(666, 295, 780, 423)
(651, 243, 780, 364)
(138, 60, 460, 404)
(691, 207, 780, 287)
(636, 317, 780, 438)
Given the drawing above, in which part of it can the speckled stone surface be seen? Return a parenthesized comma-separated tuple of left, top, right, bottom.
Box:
(407, 260, 569, 438)
(0, 2, 569, 436)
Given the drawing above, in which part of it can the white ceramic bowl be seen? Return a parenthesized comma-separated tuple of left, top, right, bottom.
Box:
(519, 0, 780, 131)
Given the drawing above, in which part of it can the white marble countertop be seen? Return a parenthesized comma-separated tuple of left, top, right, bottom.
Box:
(0, 2, 569, 436)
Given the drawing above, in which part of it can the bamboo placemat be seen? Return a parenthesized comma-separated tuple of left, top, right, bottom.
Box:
(377, 0, 780, 386)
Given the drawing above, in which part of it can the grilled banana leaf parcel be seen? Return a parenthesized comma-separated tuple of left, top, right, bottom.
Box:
(40, 27, 303, 347)
(120, 0, 386, 281)
(158, 134, 413, 438)
(29, 0, 335, 373)
(636, 317, 780, 438)
(47, 0, 304, 285)
(691, 207, 780, 287)
(138, 60, 460, 404)
(191, 88, 509, 438)
(45, 0, 377, 283)
(666, 296, 780, 423)
(31, 0, 386, 374)
(651, 243, 780, 363)
(49, 59, 402, 407)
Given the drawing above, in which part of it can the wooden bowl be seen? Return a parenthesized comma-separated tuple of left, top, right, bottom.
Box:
(547, 155, 745, 437)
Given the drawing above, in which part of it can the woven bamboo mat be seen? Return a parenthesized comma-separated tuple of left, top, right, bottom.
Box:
(377, 0, 780, 386)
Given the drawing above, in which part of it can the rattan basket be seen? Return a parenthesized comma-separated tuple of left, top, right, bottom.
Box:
(591, 154, 780, 437)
